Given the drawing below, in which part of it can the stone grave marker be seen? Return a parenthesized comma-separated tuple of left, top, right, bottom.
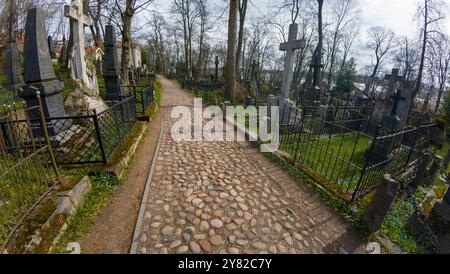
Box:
(5, 42, 24, 92)
(64, 0, 108, 115)
(48, 35, 56, 60)
(103, 25, 124, 101)
(20, 7, 67, 135)
(279, 23, 306, 124)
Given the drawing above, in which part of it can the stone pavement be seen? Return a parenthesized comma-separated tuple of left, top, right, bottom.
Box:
(131, 77, 367, 254)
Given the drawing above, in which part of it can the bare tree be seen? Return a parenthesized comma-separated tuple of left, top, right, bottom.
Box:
(236, 0, 248, 78)
(225, 0, 238, 102)
(325, 0, 359, 90)
(365, 26, 396, 96)
(114, 0, 154, 84)
(413, 0, 446, 99)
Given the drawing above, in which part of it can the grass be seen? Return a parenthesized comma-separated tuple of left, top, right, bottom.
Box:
(50, 79, 161, 253)
(50, 170, 122, 253)
(280, 133, 372, 193)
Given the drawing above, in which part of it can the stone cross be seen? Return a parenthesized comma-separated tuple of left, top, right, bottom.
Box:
(279, 23, 306, 102)
(385, 68, 403, 96)
(64, 0, 97, 91)
(389, 89, 406, 116)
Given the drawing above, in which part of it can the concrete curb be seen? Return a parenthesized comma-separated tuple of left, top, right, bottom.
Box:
(129, 121, 165, 254)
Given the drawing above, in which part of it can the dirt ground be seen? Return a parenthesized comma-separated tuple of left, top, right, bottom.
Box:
(77, 94, 166, 254)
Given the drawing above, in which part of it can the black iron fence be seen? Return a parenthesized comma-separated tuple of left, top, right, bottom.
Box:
(0, 101, 59, 244)
(0, 88, 154, 166)
(277, 103, 437, 201)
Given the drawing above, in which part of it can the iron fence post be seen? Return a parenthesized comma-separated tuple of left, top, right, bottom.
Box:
(93, 109, 108, 164)
(352, 125, 381, 201)
(36, 91, 60, 178)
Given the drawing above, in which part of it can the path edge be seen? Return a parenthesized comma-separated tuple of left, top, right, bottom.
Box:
(129, 121, 165, 254)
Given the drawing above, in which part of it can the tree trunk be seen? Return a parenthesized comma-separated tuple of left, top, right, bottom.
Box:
(121, 12, 132, 85)
(225, 0, 239, 103)
(236, 0, 248, 77)
(414, 0, 429, 99)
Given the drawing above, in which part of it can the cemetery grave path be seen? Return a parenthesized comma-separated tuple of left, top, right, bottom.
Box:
(130, 77, 367, 254)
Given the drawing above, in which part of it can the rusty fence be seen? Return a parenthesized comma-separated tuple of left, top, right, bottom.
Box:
(0, 96, 59, 245)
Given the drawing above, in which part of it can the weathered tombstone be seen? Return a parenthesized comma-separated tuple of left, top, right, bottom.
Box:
(20, 7, 67, 135)
(103, 25, 124, 101)
(64, 0, 108, 115)
(368, 90, 406, 162)
(363, 174, 398, 231)
(59, 35, 67, 65)
(411, 150, 432, 188)
(5, 42, 24, 91)
(384, 69, 402, 97)
(303, 54, 323, 104)
(279, 23, 306, 123)
(215, 56, 219, 82)
(430, 185, 450, 228)
(64, 0, 99, 92)
(48, 35, 56, 60)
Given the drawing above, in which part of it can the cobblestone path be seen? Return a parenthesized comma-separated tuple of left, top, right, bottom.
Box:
(131, 77, 367, 254)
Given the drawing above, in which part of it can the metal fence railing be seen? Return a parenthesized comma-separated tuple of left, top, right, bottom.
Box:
(0, 98, 59, 245)
(276, 103, 436, 202)
(0, 86, 154, 166)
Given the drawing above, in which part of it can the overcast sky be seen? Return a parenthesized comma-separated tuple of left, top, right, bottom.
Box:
(151, 0, 450, 69)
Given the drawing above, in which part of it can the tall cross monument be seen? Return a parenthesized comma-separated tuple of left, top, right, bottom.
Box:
(279, 23, 306, 104)
(64, 0, 98, 91)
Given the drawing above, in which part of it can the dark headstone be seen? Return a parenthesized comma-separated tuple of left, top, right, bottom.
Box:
(48, 35, 56, 59)
(21, 7, 66, 135)
(5, 43, 24, 91)
(363, 174, 398, 231)
(59, 35, 67, 65)
(103, 25, 124, 101)
(215, 56, 219, 82)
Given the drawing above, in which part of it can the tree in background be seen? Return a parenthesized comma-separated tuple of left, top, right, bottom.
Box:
(334, 57, 357, 95)
(225, 0, 238, 103)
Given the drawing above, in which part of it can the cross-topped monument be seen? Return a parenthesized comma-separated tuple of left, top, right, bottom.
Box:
(385, 68, 403, 96)
(64, 0, 98, 91)
(389, 89, 406, 116)
(279, 23, 306, 103)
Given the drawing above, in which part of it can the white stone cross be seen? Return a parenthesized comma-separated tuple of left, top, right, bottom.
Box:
(64, 0, 98, 91)
(279, 23, 306, 102)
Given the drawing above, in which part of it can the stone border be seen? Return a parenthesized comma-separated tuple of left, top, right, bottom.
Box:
(129, 121, 165, 254)
(3, 176, 91, 254)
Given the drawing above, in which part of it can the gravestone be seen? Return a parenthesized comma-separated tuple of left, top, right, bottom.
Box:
(430, 185, 450, 230)
(64, 0, 99, 92)
(48, 35, 56, 60)
(103, 25, 124, 101)
(363, 174, 398, 231)
(64, 0, 108, 115)
(215, 56, 220, 82)
(5, 43, 24, 91)
(59, 35, 67, 65)
(303, 54, 323, 104)
(20, 7, 67, 135)
(385, 69, 402, 97)
(368, 90, 405, 162)
(279, 23, 306, 124)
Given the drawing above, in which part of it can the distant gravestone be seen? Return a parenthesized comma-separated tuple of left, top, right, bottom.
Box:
(5, 42, 24, 91)
(103, 25, 124, 101)
(21, 7, 66, 135)
(215, 56, 219, 82)
(59, 35, 67, 65)
(48, 35, 56, 59)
